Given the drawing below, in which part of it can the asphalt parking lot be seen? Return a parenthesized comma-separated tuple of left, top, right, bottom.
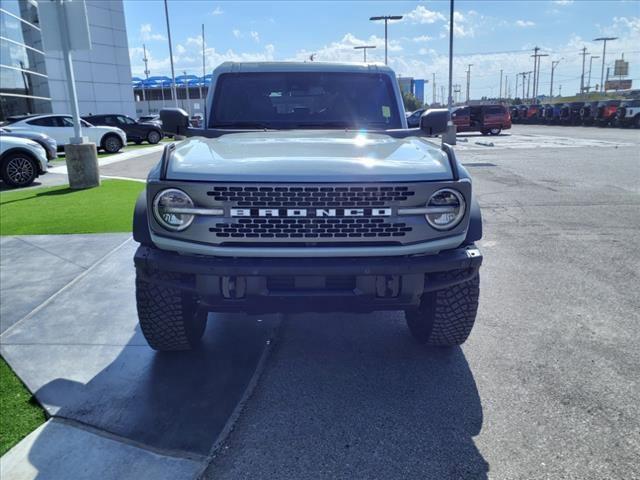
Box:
(201, 125, 639, 479)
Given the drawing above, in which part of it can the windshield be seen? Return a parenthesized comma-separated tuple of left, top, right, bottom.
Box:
(211, 72, 402, 130)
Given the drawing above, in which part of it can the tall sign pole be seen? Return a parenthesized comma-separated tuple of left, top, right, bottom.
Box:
(39, 0, 99, 189)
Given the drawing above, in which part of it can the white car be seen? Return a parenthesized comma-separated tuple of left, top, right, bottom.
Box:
(0, 136, 48, 187)
(5, 114, 127, 153)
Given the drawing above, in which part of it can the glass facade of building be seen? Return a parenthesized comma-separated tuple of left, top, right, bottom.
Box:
(0, 0, 51, 120)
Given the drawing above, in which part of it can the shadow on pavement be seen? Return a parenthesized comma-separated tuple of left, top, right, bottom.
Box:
(210, 312, 488, 480)
(30, 312, 277, 459)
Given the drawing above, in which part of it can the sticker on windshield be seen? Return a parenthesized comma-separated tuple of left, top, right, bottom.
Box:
(382, 106, 391, 118)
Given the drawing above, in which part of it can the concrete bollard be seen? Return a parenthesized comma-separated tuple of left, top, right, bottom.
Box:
(65, 143, 100, 189)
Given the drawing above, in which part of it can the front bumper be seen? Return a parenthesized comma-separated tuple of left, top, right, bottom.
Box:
(134, 244, 482, 313)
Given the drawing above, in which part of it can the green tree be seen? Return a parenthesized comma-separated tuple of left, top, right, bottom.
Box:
(402, 91, 423, 112)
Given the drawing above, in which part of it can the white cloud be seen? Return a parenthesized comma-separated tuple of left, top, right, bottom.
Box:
(442, 11, 475, 38)
(250, 31, 260, 43)
(403, 5, 446, 24)
(412, 35, 433, 42)
(210, 6, 223, 15)
(516, 20, 536, 27)
(140, 23, 165, 42)
(232, 29, 242, 39)
(552, 0, 573, 5)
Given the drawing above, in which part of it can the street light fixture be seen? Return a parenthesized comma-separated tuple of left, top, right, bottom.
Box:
(593, 37, 617, 92)
(586, 55, 600, 93)
(354, 45, 376, 63)
(369, 15, 403, 65)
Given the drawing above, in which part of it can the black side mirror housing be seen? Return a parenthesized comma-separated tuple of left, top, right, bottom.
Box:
(420, 108, 449, 136)
(160, 108, 190, 136)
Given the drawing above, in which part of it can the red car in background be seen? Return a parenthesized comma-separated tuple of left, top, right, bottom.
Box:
(451, 104, 511, 135)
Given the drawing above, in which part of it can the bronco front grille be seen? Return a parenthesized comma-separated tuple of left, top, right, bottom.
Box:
(207, 185, 415, 208)
(210, 217, 412, 239)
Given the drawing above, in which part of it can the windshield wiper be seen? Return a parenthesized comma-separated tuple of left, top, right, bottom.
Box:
(290, 122, 353, 129)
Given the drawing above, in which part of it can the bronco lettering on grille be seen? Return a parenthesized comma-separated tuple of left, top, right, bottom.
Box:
(230, 208, 392, 218)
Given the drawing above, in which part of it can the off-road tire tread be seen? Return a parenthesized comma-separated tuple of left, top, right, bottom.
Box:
(407, 272, 480, 346)
(136, 272, 203, 351)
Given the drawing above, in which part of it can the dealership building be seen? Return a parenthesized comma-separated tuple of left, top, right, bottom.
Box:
(0, 0, 135, 121)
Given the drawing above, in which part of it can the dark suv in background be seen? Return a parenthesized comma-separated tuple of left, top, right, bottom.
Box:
(452, 104, 511, 135)
(82, 114, 163, 145)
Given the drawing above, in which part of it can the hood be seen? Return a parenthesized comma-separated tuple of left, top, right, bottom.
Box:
(164, 130, 452, 182)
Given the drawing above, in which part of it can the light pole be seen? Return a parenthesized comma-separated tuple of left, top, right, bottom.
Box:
(442, 0, 456, 145)
(142, 44, 151, 114)
(369, 15, 403, 65)
(183, 70, 190, 115)
(593, 37, 617, 92)
(550, 59, 561, 98)
(499, 69, 503, 100)
(163, 0, 178, 106)
(201, 23, 207, 127)
(354, 45, 376, 62)
(465, 64, 472, 103)
(586, 55, 599, 93)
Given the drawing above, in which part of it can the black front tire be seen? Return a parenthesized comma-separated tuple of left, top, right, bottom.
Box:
(102, 134, 123, 153)
(489, 127, 501, 135)
(405, 272, 480, 346)
(1, 153, 38, 187)
(136, 271, 207, 351)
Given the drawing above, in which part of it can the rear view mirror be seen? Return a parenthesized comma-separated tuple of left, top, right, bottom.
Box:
(160, 108, 190, 136)
(420, 108, 448, 136)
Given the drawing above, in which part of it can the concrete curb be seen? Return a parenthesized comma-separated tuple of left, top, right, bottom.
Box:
(48, 144, 164, 175)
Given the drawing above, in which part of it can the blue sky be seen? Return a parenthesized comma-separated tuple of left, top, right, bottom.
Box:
(124, 0, 640, 100)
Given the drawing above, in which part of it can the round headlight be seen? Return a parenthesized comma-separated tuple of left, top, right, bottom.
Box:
(425, 188, 465, 230)
(153, 189, 195, 231)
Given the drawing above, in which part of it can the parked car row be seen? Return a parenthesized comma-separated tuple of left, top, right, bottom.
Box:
(407, 104, 512, 135)
(0, 112, 165, 188)
(510, 99, 640, 127)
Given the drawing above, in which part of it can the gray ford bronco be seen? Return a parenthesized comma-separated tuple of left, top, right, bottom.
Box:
(133, 62, 483, 351)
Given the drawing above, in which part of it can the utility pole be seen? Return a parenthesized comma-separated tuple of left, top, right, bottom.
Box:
(579, 46, 589, 94)
(453, 84, 461, 103)
(526, 71, 532, 101)
(499, 69, 503, 100)
(586, 55, 599, 93)
(559, 84, 562, 96)
(465, 64, 473, 102)
(550, 59, 561, 97)
(593, 37, 617, 92)
(163, 0, 177, 105)
(531, 46, 540, 101)
(515, 73, 519, 100)
(354, 45, 376, 62)
(369, 15, 403, 65)
(142, 43, 150, 113)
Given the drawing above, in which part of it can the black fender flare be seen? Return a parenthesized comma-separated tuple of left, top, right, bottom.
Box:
(132, 190, 153, 246)
(464, 196, 482, 245)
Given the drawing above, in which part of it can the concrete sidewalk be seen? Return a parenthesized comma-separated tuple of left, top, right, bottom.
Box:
(0, 233, 277, 479)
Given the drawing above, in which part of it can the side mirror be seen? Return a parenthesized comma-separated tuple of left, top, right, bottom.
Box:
(420, 108, 448, 136)
(160, 108, 190, 136)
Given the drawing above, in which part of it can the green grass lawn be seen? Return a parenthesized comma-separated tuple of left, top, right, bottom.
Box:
(0, 179, 145, 235)
(0, 357, 46, 456)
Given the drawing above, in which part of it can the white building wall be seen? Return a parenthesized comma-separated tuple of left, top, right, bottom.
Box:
(43, 0, 134, 117)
